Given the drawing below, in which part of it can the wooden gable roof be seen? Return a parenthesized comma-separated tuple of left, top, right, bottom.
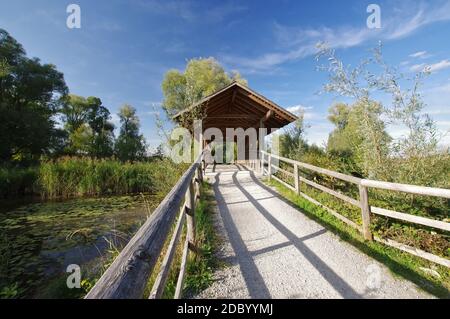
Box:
(172, 82, 297, 131)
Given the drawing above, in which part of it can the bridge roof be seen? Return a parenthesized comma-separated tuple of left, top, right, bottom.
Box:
(172, 82, 297, 131)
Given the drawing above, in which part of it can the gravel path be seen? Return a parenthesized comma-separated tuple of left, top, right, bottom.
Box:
(195, 165, 432, 299)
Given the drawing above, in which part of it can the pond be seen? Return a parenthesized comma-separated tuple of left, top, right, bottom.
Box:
(0, 194, 163, 298)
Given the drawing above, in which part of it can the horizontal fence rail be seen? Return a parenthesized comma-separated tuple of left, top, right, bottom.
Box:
(85, 153, 204, 299)
(259, 151, 450, 268)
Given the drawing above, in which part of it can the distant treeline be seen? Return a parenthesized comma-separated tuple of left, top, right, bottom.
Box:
(0, 29, 149, 166)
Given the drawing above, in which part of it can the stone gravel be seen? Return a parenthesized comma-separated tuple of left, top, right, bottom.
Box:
(194, 165, 433, 299)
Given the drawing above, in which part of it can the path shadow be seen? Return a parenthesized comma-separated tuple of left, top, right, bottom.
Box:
(242, 169, 449, 298)
(213, 173, 272, 298)
(231, 171, 362, 299)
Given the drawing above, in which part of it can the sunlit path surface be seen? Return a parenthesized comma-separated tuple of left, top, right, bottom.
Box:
(196, 165, 432, 299)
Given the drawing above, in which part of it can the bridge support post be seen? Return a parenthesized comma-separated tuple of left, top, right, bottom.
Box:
(358, 184, 373, 241)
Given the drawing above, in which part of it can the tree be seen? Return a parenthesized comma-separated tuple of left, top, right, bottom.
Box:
(161, 57, 248, 117)
(61, 94, 114, 157)
(279, 111, 309, 160)
(316, 42, 441, 180)
(0, 29, 68, 163)
(115, 104, 146, 162)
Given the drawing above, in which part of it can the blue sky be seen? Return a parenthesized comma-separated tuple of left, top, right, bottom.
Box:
(1, 0, 450, 150)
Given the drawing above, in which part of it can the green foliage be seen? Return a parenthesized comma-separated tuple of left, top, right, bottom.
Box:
(161, 57, 248, 118)
(0, 29, 68, 163)
(0, 283, 21, 299)
(0, 166, 38, 198)
(61, 94, 115, 158)
(184, 183, 218, 294)
(327, 100, 391, 177)
(115, 104, 147, 162)
(38, 157, 185, 199)
(279, 111, 309, 159)
(0, 157, 187, 199)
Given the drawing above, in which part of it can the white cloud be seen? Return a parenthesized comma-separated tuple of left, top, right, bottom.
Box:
(286, 104, 317, 120)
(428, 59, 450, 72)
(410, 59, 450, 73)
(222, 1, 450, 71)
(409, 51, 429, 58)
(409, 63, 426, 72)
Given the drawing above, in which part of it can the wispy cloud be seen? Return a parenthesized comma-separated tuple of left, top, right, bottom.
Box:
(409, 51, 430, 59)
(410, 59, 450, 72)
(428, 59, 450, 72)
(136, 0, 246, 23)
(222, 1, 450, 71)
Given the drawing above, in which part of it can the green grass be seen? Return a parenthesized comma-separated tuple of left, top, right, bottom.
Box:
(265, 178, 450, 298)
(0, 157, 188, 200)
(141, 181, 218, 299)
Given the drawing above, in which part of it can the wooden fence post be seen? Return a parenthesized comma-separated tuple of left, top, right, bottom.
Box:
(294, 163, 299, 194)
(197, 163, 203, 182)
(358, 184, 373, 241)
(260, 152, 263, 174)
(268, 155, 272, 181)
(185, 180, 196, 248)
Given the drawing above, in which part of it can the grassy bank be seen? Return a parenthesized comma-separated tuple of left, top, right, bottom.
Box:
(273, 166, 449, 260)
(0, 157, 190, 299)
(0, 157, 187, 200)
(265, 178, 450, 298)
(78, 182, 219, 299)
(143, 181, 218, 298)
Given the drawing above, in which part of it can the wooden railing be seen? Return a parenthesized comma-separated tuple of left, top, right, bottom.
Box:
(85, 154, 204, 299)
(258, 151, 450, 268)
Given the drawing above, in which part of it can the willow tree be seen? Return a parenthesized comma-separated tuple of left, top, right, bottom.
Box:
(316, 42, 445, 183)
(0, 29, 67, 163)
(161, 57, 247, 118)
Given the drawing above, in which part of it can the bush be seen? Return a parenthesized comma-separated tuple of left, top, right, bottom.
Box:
(0, 166, 38, 198)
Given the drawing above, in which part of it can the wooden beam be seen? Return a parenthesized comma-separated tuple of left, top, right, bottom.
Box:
(229, 88, 237, 113)
(263, 109, 274, 122)
(205, 114, 259, 120)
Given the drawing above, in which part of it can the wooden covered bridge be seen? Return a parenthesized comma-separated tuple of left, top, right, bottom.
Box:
(85, 84, 450, 299)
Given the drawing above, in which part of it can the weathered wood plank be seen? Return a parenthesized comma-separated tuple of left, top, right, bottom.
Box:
(298, 176, 360, 207)
(358, 185, 373, 241)
(298, 191, 362, 232)
(294, 163, 299, 195)
(374, 236, 450, 268)
(268, 155, 272, 181)
(271, 164, 294, 178)
(149, 211, 186, 299)
(85, 156, 202, 299)
(186, 180, 196, 247)
(361, 179, 450, 198)
(272, 175, 296, 192)
(174, 237, 190, 299)
(261, 151, 361, 184)
(371, 206, 450, 232)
